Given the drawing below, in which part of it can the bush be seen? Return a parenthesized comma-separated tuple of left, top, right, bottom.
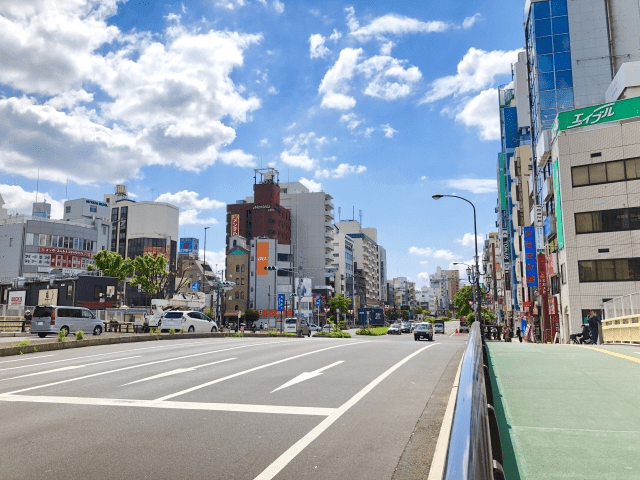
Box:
(356, 327, 388, 336)
(58, 330, 67, 342)
(75, 330, 85, 340)
(169, 328, 175, 335)
(314, 331, 351, 338)
(13, 340, 30, 347)
(231, 332, 244, 337)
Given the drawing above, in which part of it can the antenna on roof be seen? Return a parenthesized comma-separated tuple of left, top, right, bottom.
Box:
(338, 207, 341, 222)
(359, 209, 363, 225)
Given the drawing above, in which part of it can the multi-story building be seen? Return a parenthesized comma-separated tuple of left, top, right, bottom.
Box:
(415, 285, 435, 311)
(331, 228, 355, 303)
(429, 267, 450, 315)
(387, 277, 415, 312)
(334, 221, 382, 308)
(105, 185, 179, 272)
(442, 269, 460, 304)
(223, 235, 251, 324)
(0, 200, 99, 282)
(483, 233, 502, 321)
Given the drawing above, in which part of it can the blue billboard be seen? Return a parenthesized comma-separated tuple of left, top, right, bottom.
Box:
(523, 227, 538, 287)
(180, 237, 199, 254)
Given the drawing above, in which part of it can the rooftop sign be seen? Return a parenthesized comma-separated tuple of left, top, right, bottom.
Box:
(553, 96, 640, 135)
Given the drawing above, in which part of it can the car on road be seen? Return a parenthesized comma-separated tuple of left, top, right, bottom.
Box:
(30, 305, 104, 338)
(322, 323, 334, 332)
(434, 320, 445, 334)
(309, 323, 322, 332)
(387, 324, 402, 335)
(284, 317, 311, 336)
(414, 322, 434, 341)
(159, 310, 218, 333)
(400, 322, 412, 333)
(459, 320, 470, 334)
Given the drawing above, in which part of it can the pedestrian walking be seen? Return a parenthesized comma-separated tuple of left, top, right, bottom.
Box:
(588, 310, 601, 344)
(516, 327, 522, 342)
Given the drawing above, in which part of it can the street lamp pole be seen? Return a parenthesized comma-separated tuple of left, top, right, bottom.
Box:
(433, 194, 482, 327)
(203, 227, 210, 294)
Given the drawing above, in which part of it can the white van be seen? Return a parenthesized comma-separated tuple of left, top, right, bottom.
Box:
(284, 317, 311, 336)
(30, 305, 103, 338)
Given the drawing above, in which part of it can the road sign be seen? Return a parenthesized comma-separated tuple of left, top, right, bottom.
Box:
(191, 282, 200, 291)
(278, 294, 285, 311)
(315, 297, 321, 306)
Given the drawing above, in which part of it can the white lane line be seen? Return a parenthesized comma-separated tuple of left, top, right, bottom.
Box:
(271, 361, 344, 393)
(156, 343, 365, 402)
(121, 358, 236, 386)
(2, 356, 141, 381)
(254, 342, 439, 480)
(0, 341, 216, 373)
(0, 355, 54, 365)
(3, 342, 286, 395)
(0, 394, 336, 416)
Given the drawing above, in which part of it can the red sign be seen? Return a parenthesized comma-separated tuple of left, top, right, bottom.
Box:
(39, 247, 91, 258)
(523, 301, 532, 308)
(231, 214, 240, 236)
(324, 308, 330, 313)
(257, 241, 269, 276)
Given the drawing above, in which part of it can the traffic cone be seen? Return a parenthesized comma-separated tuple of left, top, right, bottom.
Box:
(455, 328, 458, 333)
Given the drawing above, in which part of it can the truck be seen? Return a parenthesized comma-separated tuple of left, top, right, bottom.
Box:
(148, 293, 206, 331)
(357, 308, 385, 326)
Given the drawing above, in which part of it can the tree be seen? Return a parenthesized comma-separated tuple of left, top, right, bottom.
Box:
(453, 285, 474, 319)
(89, 250, 133, 283)
(328, 294, 351, 331)
(244, 309, 260, 325)
(130, 253, 168, 305)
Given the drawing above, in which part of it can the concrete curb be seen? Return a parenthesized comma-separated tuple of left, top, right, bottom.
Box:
(427, 353, 464, 480)
(0, 332, 301, 357)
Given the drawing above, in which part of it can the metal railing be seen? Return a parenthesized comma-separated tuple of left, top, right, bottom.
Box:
(444, 322, 504, 480)
(603, 291, 640, 319)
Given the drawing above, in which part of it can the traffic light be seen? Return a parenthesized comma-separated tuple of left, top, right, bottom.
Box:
(265, 266, 278, 271)
(289, 293, 293, 297)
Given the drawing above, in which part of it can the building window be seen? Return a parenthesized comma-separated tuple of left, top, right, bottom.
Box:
(578, 258, 640, 282)
(575, 207, 640, 234)
(236, 265, 240, 272)
(572, 157, 640, 187)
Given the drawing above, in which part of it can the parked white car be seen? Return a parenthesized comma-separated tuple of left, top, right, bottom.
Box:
(158, 310, 218, 333)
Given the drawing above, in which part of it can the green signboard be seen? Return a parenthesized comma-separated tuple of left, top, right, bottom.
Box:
(498, 153, 507, 212)
(553, 96, 640, 135)
(552, 161, 564, 249)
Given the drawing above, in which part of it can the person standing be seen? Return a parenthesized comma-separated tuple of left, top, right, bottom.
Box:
(588, 310, 600, 344)
(516, 327, 522, 343)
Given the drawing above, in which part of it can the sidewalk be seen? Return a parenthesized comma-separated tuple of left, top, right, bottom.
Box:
(486, 342, 640, 479)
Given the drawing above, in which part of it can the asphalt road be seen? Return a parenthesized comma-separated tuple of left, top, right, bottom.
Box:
(0, 330, 466, 480)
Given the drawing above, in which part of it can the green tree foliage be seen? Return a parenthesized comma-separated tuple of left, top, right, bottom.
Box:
(328, 295, 351, 331)
(130, 253, 168, 304)
(90, 250, 133, 283)
(244, 309, 260, 324)
(453, 285, 474, 318)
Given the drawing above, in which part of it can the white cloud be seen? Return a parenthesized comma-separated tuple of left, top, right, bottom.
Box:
(299, 177, 322, 192)
(409, 246, 460, 262)
(417, 271, 430, 280)
(309, 34, 331, 59)
(0, 184, 64, 219)
(358, 55, 422, 100)
(382, 124, 397, 138)
(329, 29, 342, 42)
(259, 138, 269, 146)
(349, 14, 450, 41)
(420, 48, 519, 104)
(273, 0, 284, 14)
(454, 88, 501, 140)
(199, 248, 226, 266)
(339, 113, 362, 131)
(281, 150, 317, 170)
(179, 209, 220, 225)
(364, 127, 374, 138)
(318, 48, 362, 110)
(155, 190, 225, 210)
(420, 176, 427, 181)
(456, 232, 483, 248)
(0, 3, 264, 184)
(315, 163, 366, 179)
(443, 178, 497, 194)
(462, 13, 481, 29)
(219, 150, 257, 168)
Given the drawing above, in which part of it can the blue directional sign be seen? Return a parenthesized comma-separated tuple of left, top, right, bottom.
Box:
(277, 293, 285, 311)
(191, 282, 200, 291)
(315, 297, 321, 306)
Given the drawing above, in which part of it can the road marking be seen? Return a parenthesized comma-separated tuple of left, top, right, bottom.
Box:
(271, 361, 344, 393)
(3, 342, 285, 395)
(0, 341, 216, 373)
(2, 356, 141, 381)
(0, 355, 54, 365)
(514, 425, 640, 434)
(582, 345, 640, 364)
(156, 343, 364, 401)
(254, 342, 439, 480)
(121, 358, 236, 386)
(0, 394, 336, 416)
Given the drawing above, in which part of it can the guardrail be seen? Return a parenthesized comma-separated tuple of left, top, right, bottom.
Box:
(444, 322, 504, 480)
(601, 316, 640, 344)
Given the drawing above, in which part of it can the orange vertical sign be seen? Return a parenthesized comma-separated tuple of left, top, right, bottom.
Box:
(257, 241, 269, 275)
(231, 214, 240, 236)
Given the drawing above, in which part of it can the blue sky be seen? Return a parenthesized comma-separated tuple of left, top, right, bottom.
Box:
(0, 0, 525, 286)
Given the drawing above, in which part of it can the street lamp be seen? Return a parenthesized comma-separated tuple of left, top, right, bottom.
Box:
(202, 226, 210, 293)
(433, 194, 482, 327)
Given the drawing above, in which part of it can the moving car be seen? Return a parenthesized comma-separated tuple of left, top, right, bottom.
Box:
(401, 322, 412, 333)
(30, 305, 103, 338)
(284, 317, 311, 336)
(387, 324, 402, 335)
(459, 320, 470, 334)
(322, 323, 333, 332)
(159, 310, 218, 333)
(434, 320, 445, 334)
(414, 322, 434, 341)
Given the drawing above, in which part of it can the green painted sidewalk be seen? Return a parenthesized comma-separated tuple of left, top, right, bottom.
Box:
(486, 342, 640, 479)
